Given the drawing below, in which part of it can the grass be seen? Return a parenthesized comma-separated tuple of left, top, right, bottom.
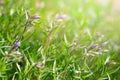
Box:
(0, 0, 120, 80)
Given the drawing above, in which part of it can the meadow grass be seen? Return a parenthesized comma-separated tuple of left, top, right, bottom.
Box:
(0, 0, 120, 80)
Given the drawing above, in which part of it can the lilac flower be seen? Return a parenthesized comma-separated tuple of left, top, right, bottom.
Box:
(13, 41, 20, 48)
(91, 44, 98, 48)
(30, 15, 41, 19)
(101, 42, 108, 47)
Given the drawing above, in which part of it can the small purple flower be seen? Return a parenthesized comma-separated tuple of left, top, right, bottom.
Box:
(91, 44, 98, 48)
(30, 15, 41, 19)
(101, 42, 108, 47)
(13, 41, 20, 48)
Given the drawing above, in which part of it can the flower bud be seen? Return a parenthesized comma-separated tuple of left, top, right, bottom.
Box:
(57, 14, 67, 19)
(91, 44, 98, 48)
(13, 41, 20, 48)
(30, 15, 41, 19)
(101, 42, 108, 47)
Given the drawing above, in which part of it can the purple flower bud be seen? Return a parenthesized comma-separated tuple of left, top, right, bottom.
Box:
(57, 14, 67, 19)
(30, 15, 41, 19)
(91, 44, 98, 48)
(101, 42, 108, 47)
(13, 41, 20, 48)
(95, 32, 101, 37)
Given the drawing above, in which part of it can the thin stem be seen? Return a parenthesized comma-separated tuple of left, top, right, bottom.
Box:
(44, 31, 52, 49)
(8, 19, 30, 54)
(18, 20, 29, 41)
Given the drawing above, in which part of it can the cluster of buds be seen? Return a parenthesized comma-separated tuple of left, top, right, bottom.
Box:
(88, 41, 108, 51)
(86, 41, 108, 56)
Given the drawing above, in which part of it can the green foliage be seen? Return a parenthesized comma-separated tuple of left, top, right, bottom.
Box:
(0, 0, 119, 80)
